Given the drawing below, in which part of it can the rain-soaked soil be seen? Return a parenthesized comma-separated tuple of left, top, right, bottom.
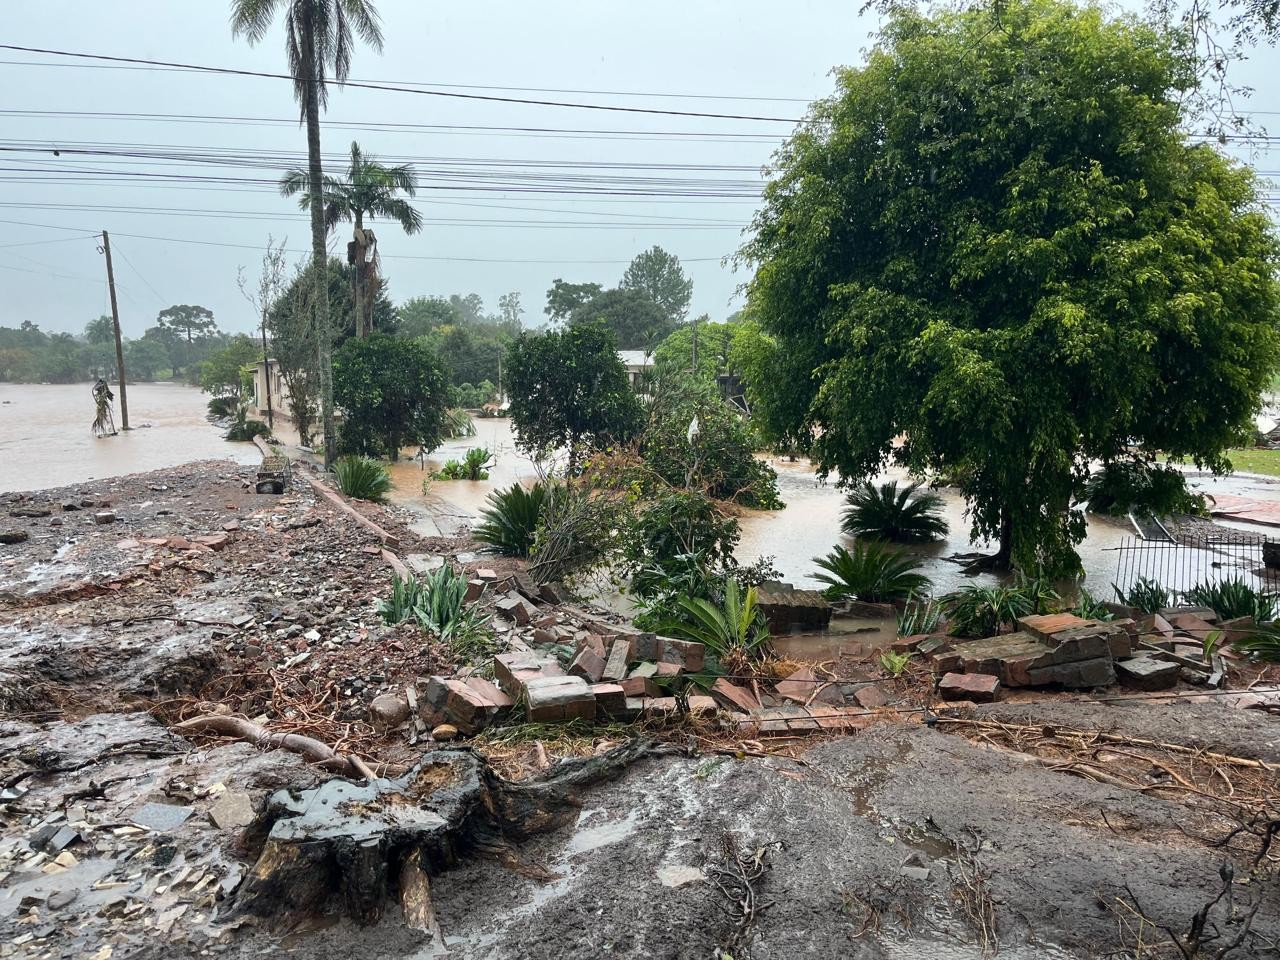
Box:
(1, 457, 1278, 959)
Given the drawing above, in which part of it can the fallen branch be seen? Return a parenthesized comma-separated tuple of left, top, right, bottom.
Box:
(172, 714, 366, 779)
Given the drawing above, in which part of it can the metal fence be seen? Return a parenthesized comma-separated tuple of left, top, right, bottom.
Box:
(1111, 530, 1280, 599)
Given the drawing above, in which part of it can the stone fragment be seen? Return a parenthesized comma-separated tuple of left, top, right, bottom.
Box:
(569, 646, 606, 683)
(918, 636, 952, 657)
(495, 593, 531, 625)
(687, 695, 718, 715)
(710, 678, 760, 713)
(628, 661, 659, 679)
(938, 672, 1001, 702)
(1017, 612, 1090, 642)
(853, 684, 890, 710)
(532, 627, 559, 646)
(539, 582, 570, 604)
(369, 694, 411, 729)
(131, 802, 194, 832)
(193, 532, 229, 550)
(432, 724, 459, 741)
(774, 666, 819, 704)
(0, 530, 28, 544)
(1025, 657, 1116, 689)
(654, 661, 682, 678)
(633, 633, 663, 661)
(93, 511, 117, 525)
(209, 791, 255, 831)
(444, 679, 500, 732)
(659, 637, 705, 673)
(60, 500, 81, 512)
(463, 676, 514, 711)
(601, 636, 634, 682)
(493, 652, 548, 696)
(589, 683, 627, 715)
(891, 634, 929, 654)
(9, 506, 50, 518)
(619, 676, 661, 698)
(524, 675, 596, 722)
(576, 633, 607, 657)
(1114, 656, 1180, 691)
(476, 568, 498, 581)
(463, 579, 485, 603)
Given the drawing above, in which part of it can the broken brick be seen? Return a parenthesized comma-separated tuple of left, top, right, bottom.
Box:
(525, 676, 596, 722)
(569, 647, 606, 683)
(619, 676, 661, 698)
(710, 678, 760, 713)
(659, 637, 705, 673)
(601, 636, 634, 682)
(774, 666, 818, 704)
(938, 672, 1001, 702)
(589, 683, 626, 715)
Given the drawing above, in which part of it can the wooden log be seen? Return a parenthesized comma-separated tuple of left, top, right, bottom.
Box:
(400, 850, 445, 950)
(299, 471, 401, 549)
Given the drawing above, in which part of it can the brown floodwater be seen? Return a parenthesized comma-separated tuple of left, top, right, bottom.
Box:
(0, 381, 259, 493)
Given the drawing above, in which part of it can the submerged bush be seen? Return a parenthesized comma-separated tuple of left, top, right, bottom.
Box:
(441, 407, 477, 440)
(841, 480, 949, 543)
(334, 455, 392, 502)
(812, 542, 930, 603)
(474, 482, 552, 557)
(208, 395, 239, 418)
(1083, 461, 1207, 517)
(225, 409, 270, 442)
(435, 447, 493, 480)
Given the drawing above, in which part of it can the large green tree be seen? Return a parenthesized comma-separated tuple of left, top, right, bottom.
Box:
(621, 246, 693, 326)
(333, 333, 447, 459)
(281, 140, 421, 338)
(569, 288, 672, 353)
(231, 0, 385, 468)
(545, 279, 603, 321)
(742, 0, 1280, 572)
(505, 319, 643, 471)
(200, 334, 261, 398)
(397, 296, 459, 338)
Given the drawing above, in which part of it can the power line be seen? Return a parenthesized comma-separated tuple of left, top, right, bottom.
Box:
(0, 44, 803, 124)
(109, 241, 167, 305)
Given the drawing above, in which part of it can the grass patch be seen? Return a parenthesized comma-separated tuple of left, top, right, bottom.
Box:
(1225, 448, 1280, 477)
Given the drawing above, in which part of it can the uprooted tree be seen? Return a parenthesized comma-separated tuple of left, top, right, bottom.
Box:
(740, 0, 1280, 573)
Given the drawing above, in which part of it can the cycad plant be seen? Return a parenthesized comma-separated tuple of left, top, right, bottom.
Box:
(812, 542, 930, 603)
(474, 482, 552, 557)
(942, 585, 1033, 638)
(333, 455, 392, 501)
(841, 480, 949, 543)
(661, 579, 772, 660)
(435, 447, 494, 480)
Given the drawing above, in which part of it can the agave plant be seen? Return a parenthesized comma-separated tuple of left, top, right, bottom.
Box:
(334, 455, 392, 502)
(812, 542, 930, 603)
(1183, 578, 1277, 622)
(942, 585, 1033, 638)
(474, 482, 552, 557)
(841, 480, 949, 543)
(1112, 577, 1171, 614)
(660, 579, 772, 659)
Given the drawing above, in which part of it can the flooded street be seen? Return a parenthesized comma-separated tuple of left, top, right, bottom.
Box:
(0, 382, 259, 493)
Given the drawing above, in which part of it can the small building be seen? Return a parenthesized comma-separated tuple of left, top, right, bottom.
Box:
(618, 350, 652, 394)
(250, 359, 291, 422)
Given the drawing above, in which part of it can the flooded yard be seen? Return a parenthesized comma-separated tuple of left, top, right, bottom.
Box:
(0, 381, 259, 493)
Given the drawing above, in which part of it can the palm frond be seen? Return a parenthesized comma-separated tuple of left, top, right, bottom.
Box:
(811, 542, 930, 603)
(841, 480, 949, 543)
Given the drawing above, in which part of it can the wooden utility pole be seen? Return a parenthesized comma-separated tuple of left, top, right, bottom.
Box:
(100, 230, 129, 430)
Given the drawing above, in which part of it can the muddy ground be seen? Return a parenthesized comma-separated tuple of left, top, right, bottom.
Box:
(0, 460, 1277, 959)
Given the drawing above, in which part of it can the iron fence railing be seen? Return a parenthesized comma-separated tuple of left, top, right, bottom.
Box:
(1111, 530, 1280, 600)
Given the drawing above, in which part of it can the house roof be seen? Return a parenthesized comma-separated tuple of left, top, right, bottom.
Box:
(617, 350, 650, 368)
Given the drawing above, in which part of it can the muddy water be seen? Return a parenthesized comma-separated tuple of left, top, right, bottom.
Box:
(0, 381, 258, 492)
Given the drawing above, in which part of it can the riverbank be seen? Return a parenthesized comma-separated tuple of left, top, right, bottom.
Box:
(1, 458, 1277, 959)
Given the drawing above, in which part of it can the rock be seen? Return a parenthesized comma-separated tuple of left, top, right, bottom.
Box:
(775, 666, 820, 704)
(47, 889, 79, 911)
(131, 802, 194, 831)
(9, 506, 51, 518)
(900, 852, 931, 882)
(1114, 656, 1180, 691)
(0, 530, 28, 544)
(209, 791, 255, 831)
(431, 724, 459, 741)
(1025, 657, 1116, 689)
(60, 500, 81, 512)
(193, 532, 230, 550)
(93, 511, 117, 524)
(369, 694, 411, 729)
(853, 684, 890, 710)
(711, 678, 760, 713)
(938, 672, 1001, 702)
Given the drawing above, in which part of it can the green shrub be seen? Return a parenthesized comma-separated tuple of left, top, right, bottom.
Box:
(879, 650, 912, 677)
(441, 407, 477, 439)
(841, 480, 949, 543)
(474, 482, 552, 557)
(334, 455, 392, 502)
(659, 579, 771, 660)
(1183, 578, 1277, 622)
(1112, 577, 1171, 614)
(1234, 622, 1280, 662)
(377, 569, 492, 660)
(812, 542, 930, 603)
(434, 446, 493, 480)
(451, 380, 497, 409)
(1012, 570, 1062, 616)
(529, 484, 619, 585)
(1083, 461, 1207, 518)
(225, 410, 270, 442)
(897, 596, 943, 635)
(623, 490, 740, 596)
(207, 395, 239, 418)
(942, 585, 1033, 638)
(1071, 588, 1114, 621)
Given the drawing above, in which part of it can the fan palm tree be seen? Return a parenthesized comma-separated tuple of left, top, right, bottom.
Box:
(229, 0, 384, 467)
(280, 141, 423, 338)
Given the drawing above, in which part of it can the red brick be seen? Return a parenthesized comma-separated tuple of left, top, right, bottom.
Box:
(654, 661, 682, 678)
(619, 676, 660, 698)
(853, 684, 890, 709)
(687, 695, 718, 715)
(1017, 613, 1089, 641)
(938, 672, 1001, 703)
(463, 676, 514, 710)
(590, 682, 627, 714)
(569, 647, 606, 683)
(601, 636, 634, 682)
(710, 678, 760, 713)
(774, 666, 818, 704)
(659, 637, 705, 673)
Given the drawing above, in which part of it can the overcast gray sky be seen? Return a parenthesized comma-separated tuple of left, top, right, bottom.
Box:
(1, 1, 1276, 338)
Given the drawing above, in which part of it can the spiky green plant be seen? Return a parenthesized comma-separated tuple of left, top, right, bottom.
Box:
(1112, 577, 1171, 614)
(377, 573, 427, 625)
(435, 446, 493, 480)
(1071, 588, 1114, 621)
(812, 542, 930, 603)
(942, 585, 1033, 638)
(441, 407, 476, 439)
(897, 596, 944, 636)
(1012, 570, 1062, 616)
(841, 480, 949, 543)
(1234, 622, 1280, 662)
(660, 579, 771, 659)
(334, 455, 392, 501)
(1183, 578, 1277, 622)
(377, 569, 491, 658)
(474, 482, 552, 557)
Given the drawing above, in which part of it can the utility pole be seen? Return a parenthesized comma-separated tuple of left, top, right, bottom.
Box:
(259, 318, 274, 431)
(100, 230, 130, 430)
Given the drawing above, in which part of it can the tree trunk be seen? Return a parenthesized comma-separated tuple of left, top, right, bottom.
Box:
(302, 16, 334, 469)
(995, 510, 1013, 569)
(351, 213, 365, 340)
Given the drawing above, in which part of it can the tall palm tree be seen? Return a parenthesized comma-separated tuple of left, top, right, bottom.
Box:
(229, 0, 384, 468)
(280, 141, 423, 338)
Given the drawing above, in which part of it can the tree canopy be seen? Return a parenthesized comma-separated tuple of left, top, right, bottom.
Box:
(544, 279, 603, 321)
(504, 319, 643, 470)
(333, 333, 448, 459)
(621, 245, 693, 326)
(741, 0, 1280, 571)
(569, 287, 672, 353)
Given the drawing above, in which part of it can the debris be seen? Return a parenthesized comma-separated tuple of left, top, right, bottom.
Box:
(209, 791, 255, 831)
(938, 672, 1001, 702)
(93, 510, 118, 524)
(1114, 656, 1180, 691)
(131, 802, 194, 832)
